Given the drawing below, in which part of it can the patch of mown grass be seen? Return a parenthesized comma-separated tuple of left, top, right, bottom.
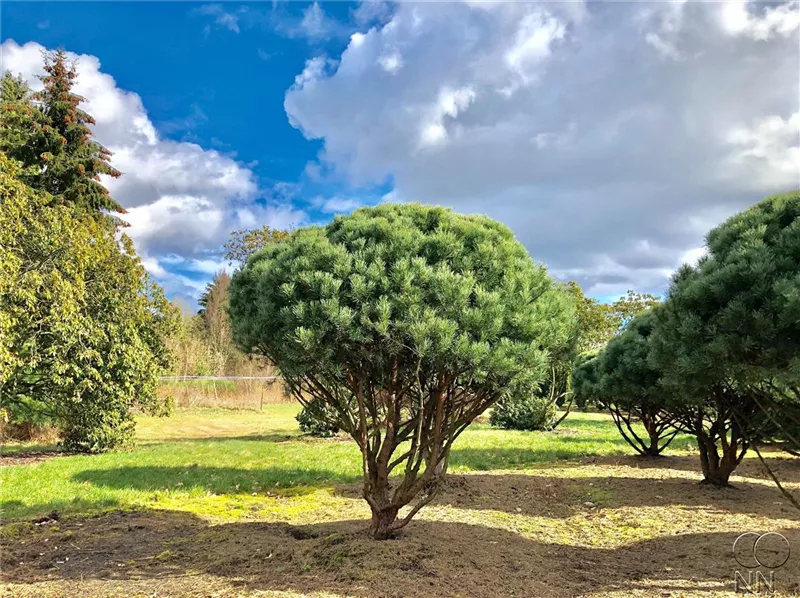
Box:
(1, 408, 695, 522)
(135, 404, 301, 443)
(1, 442, 59, 456)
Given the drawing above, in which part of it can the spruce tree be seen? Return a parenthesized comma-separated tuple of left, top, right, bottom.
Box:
(32, 50, 125, 216)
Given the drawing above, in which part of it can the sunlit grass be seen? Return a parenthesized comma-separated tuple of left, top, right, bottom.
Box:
(1, 407, 696, 522)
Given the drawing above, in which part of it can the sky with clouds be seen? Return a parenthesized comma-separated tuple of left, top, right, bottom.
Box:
(1, 1, 798, 305)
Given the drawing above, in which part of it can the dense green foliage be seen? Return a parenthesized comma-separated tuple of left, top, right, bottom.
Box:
(2, 53, 124, 216)
(229, 203, 576, 537)
(296, 397, 340, 437)
(0, 156, 177, 450)
(489, 391, 556, 431)
(574, 191, 798, 484)
(572, 311, 676, 456)
(650, 190, 799, 485)
(0, 73, 42, 167)
(576, 190, 799, 484)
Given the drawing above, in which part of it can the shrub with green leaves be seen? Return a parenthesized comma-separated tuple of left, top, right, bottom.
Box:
(489, 392, 556, 431)
(229, 203, 576, 538)
(0, 155, 177, 451)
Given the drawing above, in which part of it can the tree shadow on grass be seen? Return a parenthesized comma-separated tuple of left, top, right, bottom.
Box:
(450, 446, 800, 483)
(433, 472, 800, 519)
(136, 432, 299, 446)
(73, 465, 362, 496)
(69, 462, 799, 523)
(448, 436, 697, 471)
(4, 509, 800, 597)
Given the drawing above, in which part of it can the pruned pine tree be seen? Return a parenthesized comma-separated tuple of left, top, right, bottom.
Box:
(652, 190, 800, 486)
(229, 203, 576, 538)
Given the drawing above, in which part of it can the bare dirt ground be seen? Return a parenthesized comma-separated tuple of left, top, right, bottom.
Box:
(0, 451, 71, 467)
(3, 455, 800, 598)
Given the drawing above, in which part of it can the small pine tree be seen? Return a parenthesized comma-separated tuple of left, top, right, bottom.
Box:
(31, 50, 125, 216)
(229, 203, 577, 538)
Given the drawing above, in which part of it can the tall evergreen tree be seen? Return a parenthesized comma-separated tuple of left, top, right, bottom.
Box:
(31, 50, 125, 216)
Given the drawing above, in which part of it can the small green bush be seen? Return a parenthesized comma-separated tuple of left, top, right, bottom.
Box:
(490, 393, 556, 431)
(296, 398, 339, 437)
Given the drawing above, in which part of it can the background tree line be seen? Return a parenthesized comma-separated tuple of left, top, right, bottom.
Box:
(165, 226, 289, 379)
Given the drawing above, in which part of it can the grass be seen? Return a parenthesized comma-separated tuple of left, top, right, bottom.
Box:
(0, 406, 695, 522)
(4, 407, 800, 597)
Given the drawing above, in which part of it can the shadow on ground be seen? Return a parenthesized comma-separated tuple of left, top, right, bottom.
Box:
(137, 432, 299, 445)
(70, 456, 800, 520)
(73, 465, 361, 496)
(450, 447, 800, 477)
(414, 472, 798, 519)
(3, 509, 799, 597)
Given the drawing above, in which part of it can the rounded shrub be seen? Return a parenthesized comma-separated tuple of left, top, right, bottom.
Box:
(296, 397, 340, 437)
(489, 392, 556, 431)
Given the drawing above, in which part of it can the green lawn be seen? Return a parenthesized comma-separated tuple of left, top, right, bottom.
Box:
(6, 408, 800, 598)
(0, 407, 695, 522)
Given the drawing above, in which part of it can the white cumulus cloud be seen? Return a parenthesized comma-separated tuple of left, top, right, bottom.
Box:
(285, 0, 799, 296)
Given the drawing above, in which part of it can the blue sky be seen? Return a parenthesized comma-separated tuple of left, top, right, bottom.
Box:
(2, 1, 798, 307)
(1, 2, 380, 210)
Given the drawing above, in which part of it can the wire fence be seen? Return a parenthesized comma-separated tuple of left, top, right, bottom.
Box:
(159, 376, 281, 381)
(157, 375, 290, 410)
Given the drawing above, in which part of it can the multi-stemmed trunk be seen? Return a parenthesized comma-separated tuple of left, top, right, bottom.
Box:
(696, 429, 747, 487)
(285, 356, 506, 540)
(362, 438, 450, 539)
(679, 390, 753, 487)
(607, 402, 677, 457)
(348, 366, 463, 540)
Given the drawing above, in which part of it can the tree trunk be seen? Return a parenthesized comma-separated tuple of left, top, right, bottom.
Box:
(642, 415, 663, 457)
(369, 504, 399, 540)
(697, 435, 736, 487)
